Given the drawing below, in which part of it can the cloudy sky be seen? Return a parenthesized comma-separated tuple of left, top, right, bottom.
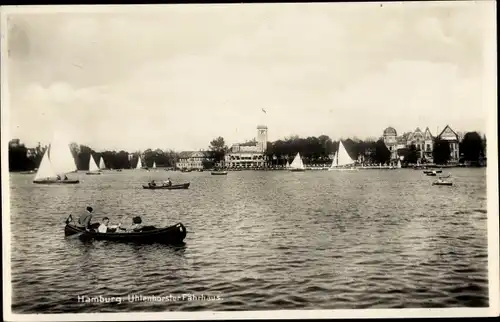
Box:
(3, 2, 495, 152)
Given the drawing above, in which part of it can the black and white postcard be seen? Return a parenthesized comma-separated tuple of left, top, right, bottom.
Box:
(1, 2, 498, 321)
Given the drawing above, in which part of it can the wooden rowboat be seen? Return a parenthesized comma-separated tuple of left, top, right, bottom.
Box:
(33, 179, 80, 184)
(432, 181, 453, 186)
(64, 222, 187, 244)
(211, 171, 228, 175)
(142, 183, 190, 190)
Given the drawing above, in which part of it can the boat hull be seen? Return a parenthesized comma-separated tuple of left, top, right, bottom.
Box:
(33, 179, 80, 184)
(424, 170, 442, 174)
(426, 173, 437, 176)
(86, 172, 102, 175)
(64, 222, 187, 244)
(211, 171, 228, 175)
(142, 183, 190, 190)
(432, 182, 453, 186)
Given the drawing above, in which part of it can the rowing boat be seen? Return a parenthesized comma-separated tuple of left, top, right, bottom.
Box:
(64, 221, 187, 244)
(211, 171, 228, 175)
(432, 181, 453, 186)
(142, 183, 190, 190)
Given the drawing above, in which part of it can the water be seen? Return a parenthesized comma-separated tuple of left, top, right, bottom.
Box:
(8, 168, 489, 312)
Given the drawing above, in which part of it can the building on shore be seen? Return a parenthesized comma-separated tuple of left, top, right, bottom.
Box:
(423, 127, 434, 162)
(383, 125, 458, 163)
(224, 125, 268, 168)
(382, 127, 398, 161)
(406, 127, 425, 159)
(436, 125, 460, 163)
(176, 151, 209, 170)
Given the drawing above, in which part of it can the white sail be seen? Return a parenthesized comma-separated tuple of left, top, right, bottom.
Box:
(290, 152, 305, 169)
(397, 159, 402, 168)
(34, 146, 56, 181)
(285, 161, 290, 168)
(49, 134, 77, 175)
(153, 162, 156, 169)
(330, 152, 338, 168)
(136, 157, 142, 169)
(89, 155, 100, 172)
(99, 157, 106, 169)
(336, 141, 355, 167)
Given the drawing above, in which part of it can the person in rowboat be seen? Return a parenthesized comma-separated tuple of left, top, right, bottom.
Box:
(97, 217, 121, 233)
(118, 216, 145, 232)
(163, 178, 172, 187)
(149, 180, 157, 187)
(76, 206, 95, 231)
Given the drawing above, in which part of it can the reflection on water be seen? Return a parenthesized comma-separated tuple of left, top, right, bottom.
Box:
(8, 168, 488, 312)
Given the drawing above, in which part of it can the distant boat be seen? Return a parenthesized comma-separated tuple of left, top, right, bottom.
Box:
(285, 160, 290, 169)
(433, 180, 453, 186)
(211, 170, 228, 175)
(328, 141, 358, 171)
(397, 159, 402, 169)
(136, 157, 143, 170)
(142, 182, 190, 190)
(86, 155, 102, 175)
(289, 152, 306, 172)
(33, 133, 80, 184)
(99, 157, 106, 170)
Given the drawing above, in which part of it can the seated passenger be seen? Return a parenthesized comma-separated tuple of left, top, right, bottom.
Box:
(97, 216, 120, 233)
(118, 216, 145, 232)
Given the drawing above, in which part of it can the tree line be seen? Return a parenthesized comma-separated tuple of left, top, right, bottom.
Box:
(8, 131, 487, 172)
(207, 131, 487, 166)
(8, 141, 182, 172)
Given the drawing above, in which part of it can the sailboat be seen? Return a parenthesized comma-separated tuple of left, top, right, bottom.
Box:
(285, 160, 290, 169)
(86, 155, 102, 175)
(33, 134, 79, 184)
(328, 141, 358, 171)
(136, 157, 143, 170)
(153, 162, 157, 170)
(289, 152, 306, 172)
(397, 159, 402, 169)
(99, 157, 106, 170)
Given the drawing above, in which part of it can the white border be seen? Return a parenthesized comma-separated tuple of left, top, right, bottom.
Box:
(1, 2, 498, 321)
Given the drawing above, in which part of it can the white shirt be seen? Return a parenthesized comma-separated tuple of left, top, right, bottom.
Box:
(97, 224, 107, 233)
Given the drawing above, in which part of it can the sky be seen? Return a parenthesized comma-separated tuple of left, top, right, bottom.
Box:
(3, 2, 495, 152)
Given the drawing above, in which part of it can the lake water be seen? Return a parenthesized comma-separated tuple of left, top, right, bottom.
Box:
(8, 168, 489, 313)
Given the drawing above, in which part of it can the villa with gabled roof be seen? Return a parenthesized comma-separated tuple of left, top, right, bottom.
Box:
(176, 151, 209, 170)
(436, 125, 460, 162)
(382, 124, 459, 163)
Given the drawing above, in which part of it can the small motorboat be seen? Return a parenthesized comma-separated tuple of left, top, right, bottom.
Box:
(64, 217, 187, 245)
(142, 182, 190, 190)
(433, 181, 453, 186)
(211, 171, 228, 175)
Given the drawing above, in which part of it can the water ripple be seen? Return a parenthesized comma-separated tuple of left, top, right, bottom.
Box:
(8, 168, 488, 312)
